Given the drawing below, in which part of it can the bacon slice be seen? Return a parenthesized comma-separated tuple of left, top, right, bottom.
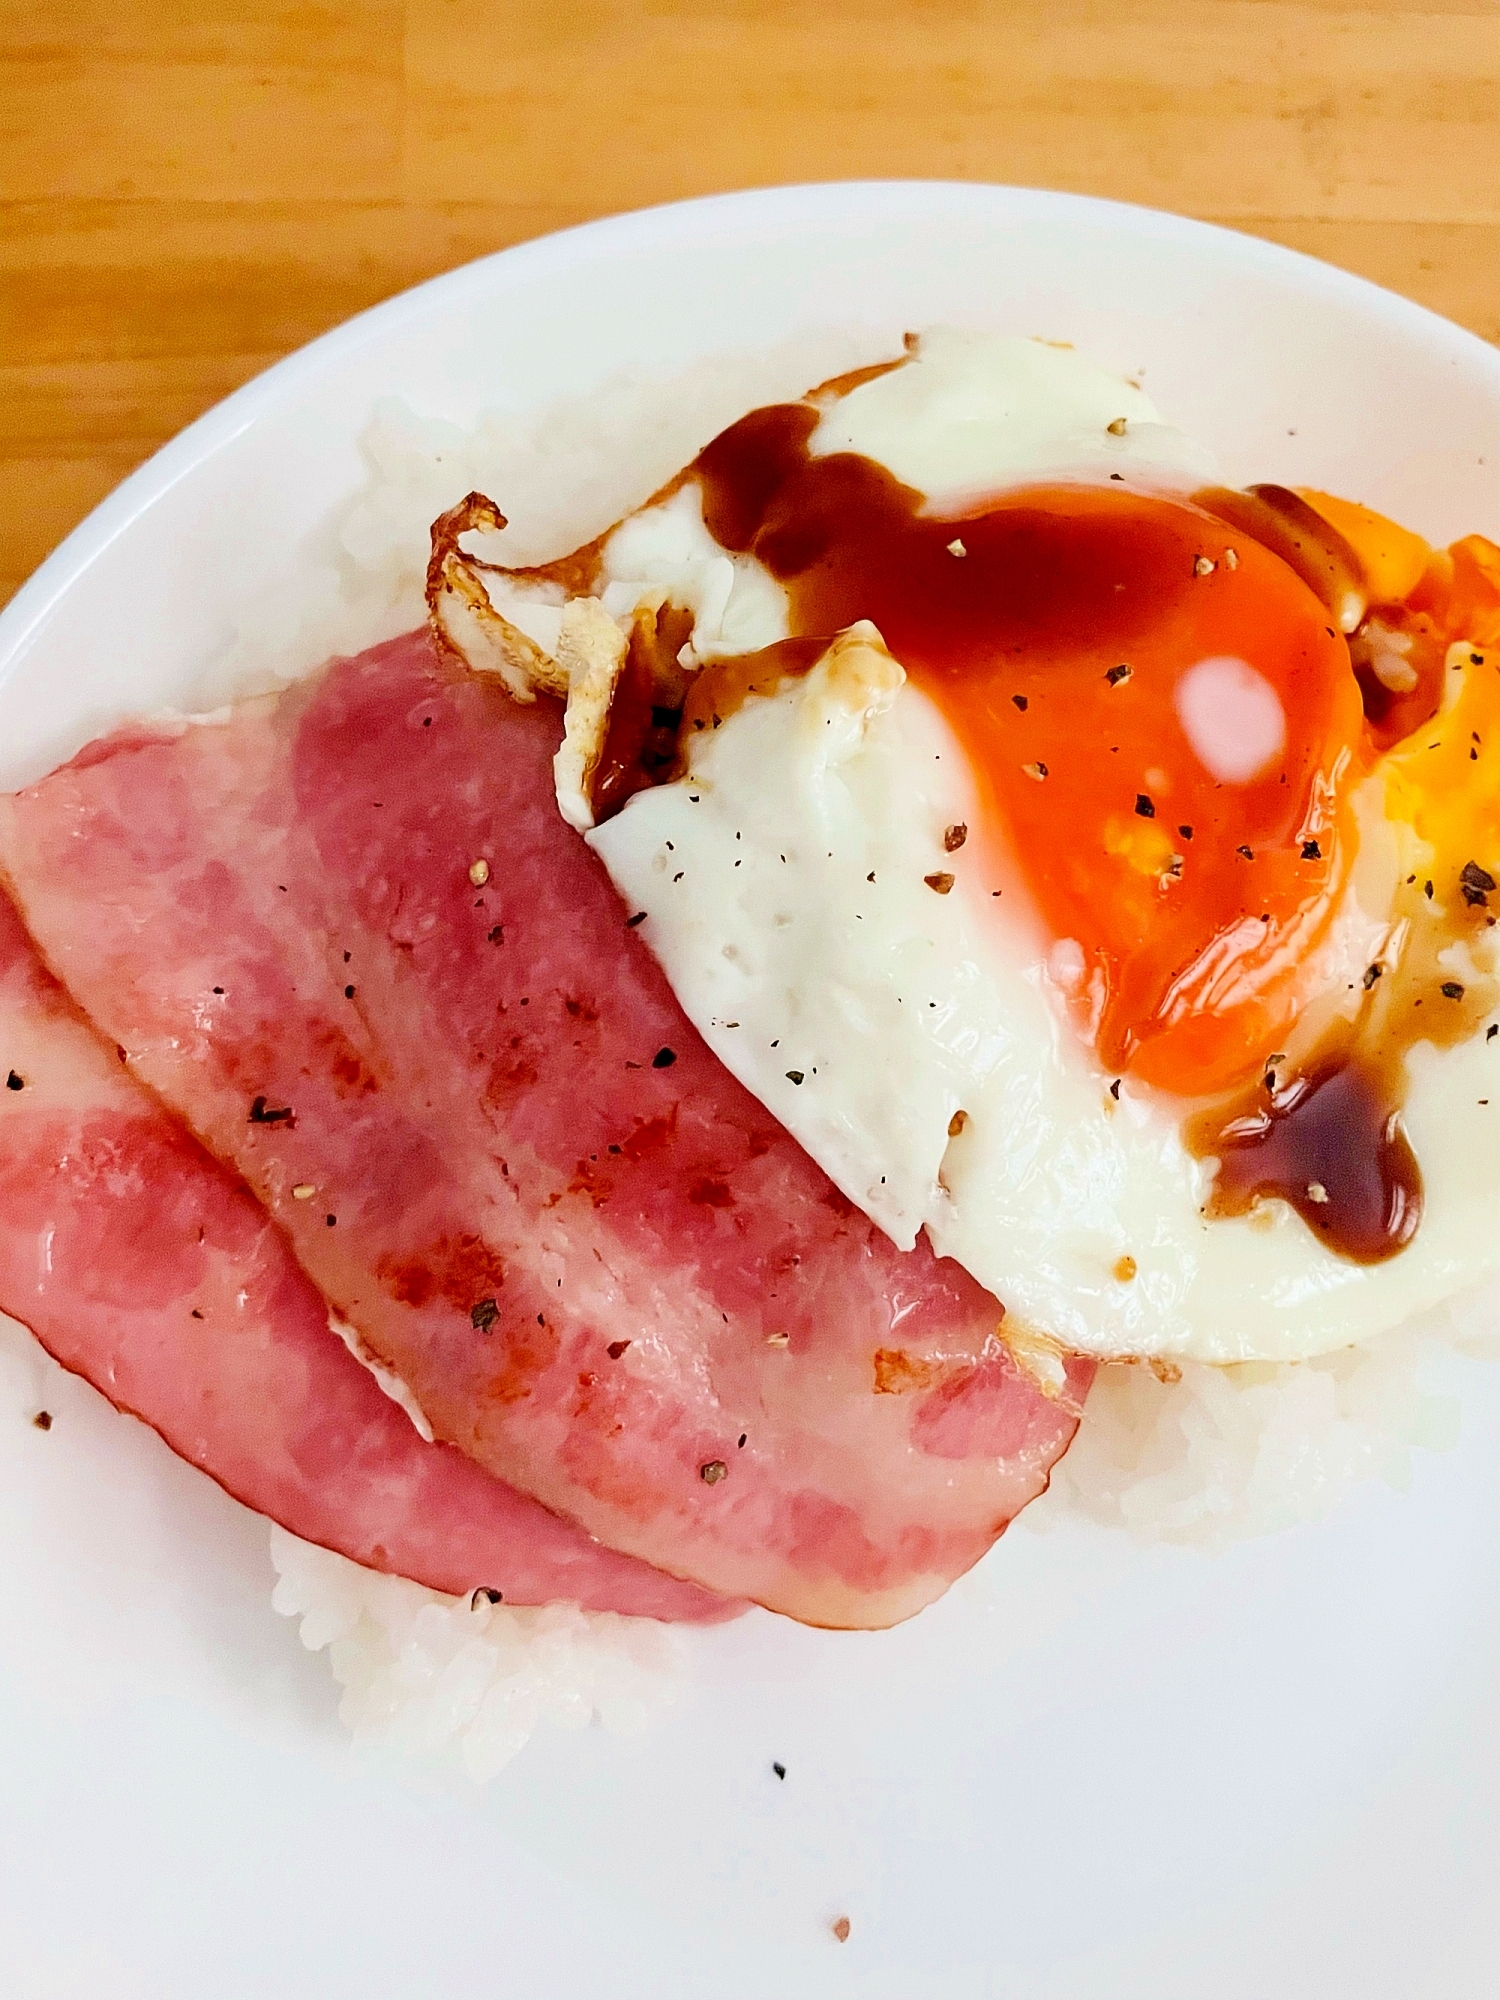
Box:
(0, 631, 1086, 1627)
(0, 890, 733, 1621)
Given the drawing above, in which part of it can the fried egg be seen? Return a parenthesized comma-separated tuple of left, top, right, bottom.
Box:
(489, 331, 1500, 1366)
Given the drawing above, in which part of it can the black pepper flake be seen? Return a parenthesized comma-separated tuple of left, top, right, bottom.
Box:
(652, 1046, 677, 1069)
(924, 871, 955, 894)
(1135, 795, 1155, 819)
(785, 1069, 805, 1085)
(32, 1410, 52, 1431)
(737, 1433, 747, 1448)
(1473, 652, 1485, 666)
(1442, 980, 1466, 1000)
(1461, 860, 1496, 906)
(488, 925, 504, 944)
(1012, 694, 1028, 711)
(626, 911, 648, 928)
(1425, 880, 1435, 900)
(606, 1339, 631, 1359)
(1301, 840, 1322, 861)
(1236, 844, 1254, 860)
(1106, 664, 1132, 686)
(867, 871, 876, 883)
(5, 1070, 23, 1091)
(700, 1459, 728, 1484)
(772, 1761, 786, 1780)
(471, 1297, 500, 1333)
(212, 986, 224, 995)
(1178, 825, 1193, 841)
(191, 1308, 204, 1319)
(470, 1587, 503, 1608)
(344, 984, 356, 999)
(1363, 963, 1383, 990)
(1487, 1024, 1498, 1040)
(943, 823, 968, 852)
(1109, 1079, 1121, 1100)
(325, 1214, 337, 1227)
(249, 1095, 294, 1125)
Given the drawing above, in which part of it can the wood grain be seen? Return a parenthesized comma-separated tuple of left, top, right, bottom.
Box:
(2, 1, 1496, 606)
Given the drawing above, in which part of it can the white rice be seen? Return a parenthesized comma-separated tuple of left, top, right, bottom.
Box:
(267, 1527, 686, 1781)
(24, 336, 1500, 1775)
(1032, 1282, 1498, 1547)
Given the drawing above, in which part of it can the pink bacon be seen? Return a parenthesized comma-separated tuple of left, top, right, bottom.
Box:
(0, 890, 735, 1621)
(0, 631, 1087, 1627)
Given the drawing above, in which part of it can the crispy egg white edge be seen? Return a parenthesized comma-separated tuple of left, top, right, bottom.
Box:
(549, 331, 1497, 1365)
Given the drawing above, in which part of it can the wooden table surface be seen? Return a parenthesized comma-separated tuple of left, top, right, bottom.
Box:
(2, 1, 1497, 609)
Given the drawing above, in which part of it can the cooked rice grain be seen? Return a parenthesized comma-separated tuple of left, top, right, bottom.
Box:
(1032, 1283, 1499, 1547)
(269, 1526, 687, 1780)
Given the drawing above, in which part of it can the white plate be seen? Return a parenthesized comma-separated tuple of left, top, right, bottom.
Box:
(2, 183, 1498, 1999)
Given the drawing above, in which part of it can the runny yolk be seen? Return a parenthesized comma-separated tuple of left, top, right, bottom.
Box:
(695, 404, 1367, 1097)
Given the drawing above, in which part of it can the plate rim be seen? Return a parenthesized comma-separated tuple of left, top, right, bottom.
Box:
(3, 176, 1497, 691)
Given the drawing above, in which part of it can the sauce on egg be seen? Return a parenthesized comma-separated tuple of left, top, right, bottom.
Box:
(513, 386, 1500, 1272)
(692, 403, 1366, 1101)
(682, 404, 1499, 1267)
(1195, 1047, 1424, 1261)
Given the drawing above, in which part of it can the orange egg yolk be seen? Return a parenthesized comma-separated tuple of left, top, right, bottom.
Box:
(896, 492, 1362, 1095)
(697, 406, 1367, 1098)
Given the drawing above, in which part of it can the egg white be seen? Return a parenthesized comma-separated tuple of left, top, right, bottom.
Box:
(583, 333, 1500, 1365)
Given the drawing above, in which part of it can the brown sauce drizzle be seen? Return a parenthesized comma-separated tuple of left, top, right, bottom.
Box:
(591, 603, 697, 820)
(1190, 1047, 1422, 1261)
(681, 636, 830, 741)
(1194, 484, 1367, 634)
